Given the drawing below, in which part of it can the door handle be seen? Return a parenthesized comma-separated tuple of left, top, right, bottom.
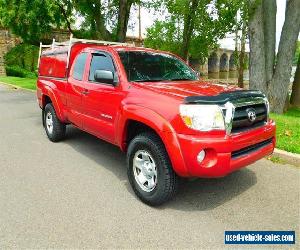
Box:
(82, 89, 89, 95)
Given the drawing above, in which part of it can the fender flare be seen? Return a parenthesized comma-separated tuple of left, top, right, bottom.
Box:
(117, 104, 189, 176)
(41, 85, 65, 122)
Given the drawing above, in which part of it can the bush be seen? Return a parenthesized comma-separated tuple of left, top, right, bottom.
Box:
(5, 65, 37, 78)
(4, 44, 39, 72)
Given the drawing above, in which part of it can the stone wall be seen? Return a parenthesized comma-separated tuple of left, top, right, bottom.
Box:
(0, 29, 20, 76)
(45, 29, 71, 42)
(0, 29, 72, 76)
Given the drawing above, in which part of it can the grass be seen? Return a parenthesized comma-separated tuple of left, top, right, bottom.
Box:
(0, 76, 299, 154)
(270, 108, 300, 154)
(267, 155, 287, 165)
(0, 76, 37, 90)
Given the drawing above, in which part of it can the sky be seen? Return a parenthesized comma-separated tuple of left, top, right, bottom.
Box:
(127, 0, 296, 51)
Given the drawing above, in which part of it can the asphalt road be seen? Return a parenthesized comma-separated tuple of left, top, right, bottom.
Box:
(0, 84, 299, 249)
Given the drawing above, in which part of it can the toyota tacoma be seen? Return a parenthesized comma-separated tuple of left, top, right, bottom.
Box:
(36, 38, 276, 206)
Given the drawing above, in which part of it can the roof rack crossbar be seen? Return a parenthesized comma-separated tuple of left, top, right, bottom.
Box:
(37, 34, 135, 70)
(70, 37, 130, 46)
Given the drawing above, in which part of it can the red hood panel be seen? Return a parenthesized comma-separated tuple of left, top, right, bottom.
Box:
(133, 80, 239, 99)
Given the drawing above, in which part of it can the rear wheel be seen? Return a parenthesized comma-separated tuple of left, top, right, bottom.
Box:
(44, 103, 66, 142)
(127, 132, 179, 206)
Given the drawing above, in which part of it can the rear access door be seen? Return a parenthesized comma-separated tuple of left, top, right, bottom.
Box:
(66, 52, 89, 128)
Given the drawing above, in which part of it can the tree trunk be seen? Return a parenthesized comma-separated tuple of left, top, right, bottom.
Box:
(290, 55, 300, 107)
(268, 0, 300, 113)
(92, 1, 111, 40)
(138, 2, 142, 40)
(248, 0, 267, 93)
(94, 15, 111, 40)
(263, 0, 276, 87)
(116, 0, 133, 42)
(238, 25, 246, 88)
(181, 0, 199, 60)
(283, 93, 290, 112)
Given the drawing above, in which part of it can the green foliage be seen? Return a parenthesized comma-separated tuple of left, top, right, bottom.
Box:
(0, 0, 142, 43)
(243, 54, 249, 69)
(68, 0, 139, 41)
(270, 108, 300, 154)
(4, 44, 39, 72)
(144, 0, 243, 61)
(4, 43, 39, 78)
(0, 0, 70, 44)
(144, 19, 181, 55)
(267, 156, 286, 165)
(231, 50, 239, 66)
(5, 66, 37, 79)
(293, 41, 300, 65)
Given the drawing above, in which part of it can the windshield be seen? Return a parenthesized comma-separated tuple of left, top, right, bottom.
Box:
(118, 51, 198, 82)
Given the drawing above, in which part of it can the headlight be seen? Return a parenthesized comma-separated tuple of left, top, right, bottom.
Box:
(179, 104, 225, 131)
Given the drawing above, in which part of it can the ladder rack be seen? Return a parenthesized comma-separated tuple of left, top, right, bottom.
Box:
(37, 34, 133, 69)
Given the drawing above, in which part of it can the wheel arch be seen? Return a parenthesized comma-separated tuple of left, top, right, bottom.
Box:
(117, 105, 189, 176)
(40, 87, 65, 122)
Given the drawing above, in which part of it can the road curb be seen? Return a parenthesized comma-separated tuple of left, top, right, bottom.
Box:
(0, 81, 35, 92)
(272, 148, 300, 167)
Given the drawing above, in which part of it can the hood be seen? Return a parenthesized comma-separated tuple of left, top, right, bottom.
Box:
(132, 80, 239, 99)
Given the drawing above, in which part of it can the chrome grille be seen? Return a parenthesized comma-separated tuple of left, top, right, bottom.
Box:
(231, 103, 268, 133)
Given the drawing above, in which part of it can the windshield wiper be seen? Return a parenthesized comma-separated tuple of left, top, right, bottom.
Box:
(132, 79, 165, 82)
(168, 78, 194, 81)
(132, 78, 194, 82)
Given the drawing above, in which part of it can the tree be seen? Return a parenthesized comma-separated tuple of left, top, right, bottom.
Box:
(234, 1, 249, 88)
(144, 0, 242, 62)
(71, 0, 111, 40)
(0, 0, 70, 44)
(238, 24, 246, 88)
(116, 0, 136, 42)
(293, 41, 300, 65)
(290, 54, 300, 107)
(0, 0, 139, 43)
(71, 0, 138, 41)
(54, 0, 75, 34)
(181, 0, 200, 59)
(248, 0, 300, 113)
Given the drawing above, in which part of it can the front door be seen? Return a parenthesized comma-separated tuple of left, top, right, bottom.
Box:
(82, 52, 123, 144)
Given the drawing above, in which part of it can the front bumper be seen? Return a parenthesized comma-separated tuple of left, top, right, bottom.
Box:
(175, 120, 276, 177)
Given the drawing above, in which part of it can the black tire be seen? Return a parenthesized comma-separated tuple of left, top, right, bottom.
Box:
(127, 132, 179, 206)
(43, 103, 66, 142)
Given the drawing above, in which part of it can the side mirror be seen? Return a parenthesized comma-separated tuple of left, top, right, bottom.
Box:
(94, 70, 114, 85)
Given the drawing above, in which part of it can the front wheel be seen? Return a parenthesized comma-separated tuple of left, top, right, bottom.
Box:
(43, 103, 66, 142)
(127, 132, 179, 206)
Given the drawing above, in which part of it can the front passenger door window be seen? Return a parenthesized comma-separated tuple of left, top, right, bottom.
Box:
(89, 54, 116, 83)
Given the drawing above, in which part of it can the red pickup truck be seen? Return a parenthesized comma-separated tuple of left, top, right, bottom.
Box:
(37, 38, 276, 206)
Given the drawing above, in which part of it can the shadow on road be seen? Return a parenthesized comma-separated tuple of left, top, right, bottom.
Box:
(65, 126, 128, 181)
(64, 126, 257, 211)
(163, 168, 256, 211)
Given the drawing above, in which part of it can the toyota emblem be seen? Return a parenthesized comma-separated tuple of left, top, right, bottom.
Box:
(246, 108, 256, 122)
